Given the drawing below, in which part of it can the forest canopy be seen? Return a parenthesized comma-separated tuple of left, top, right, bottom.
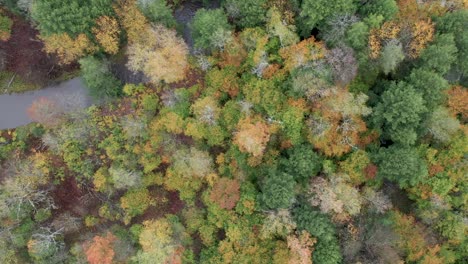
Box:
(0, 0, 467, 263)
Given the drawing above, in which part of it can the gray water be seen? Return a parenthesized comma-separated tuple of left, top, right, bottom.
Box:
(0, 78, 91, 130)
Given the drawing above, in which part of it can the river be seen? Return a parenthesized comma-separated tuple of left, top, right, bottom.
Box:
(0, 78, 91, 130)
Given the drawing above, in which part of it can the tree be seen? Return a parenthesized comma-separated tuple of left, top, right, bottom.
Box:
(0, 13, 13, 41)
(114, 0, 148, 43)
(137, 0, 176, 28)
(308, 90, 370, 156)
(260, 170, 295, 209)
(27, 228, 64, 262)
(279, 37, 326, 71)
(233, 117, 270, 158)
(325, 45, 358, 86)
(436, 10, 468, 78)
(266, 7, 299, 47)
(109, 165, 142, 190)
(92, 16, 120, 54)
(191, 96, 221, 126)
(446, 86, 468, 120)
(83, 232, 117, 264)
(308, 175, 362, 218)
(261, 209, 296, 239)
(133, 218, 186, 264)
(424, 107, 460, 144)
(41, 33, 96, 64)
(376, 145, 428, 188)
(209, 178, 240, 210)
(120, 188, 154, 222)
(280, 144, 322, 182)
(320, 14, 358, 47)
(418, 34, 457, 75)
(79, 56, 122, 99)
(346, 21, 369, 50)
(31, 0, 113, 36)
(286, 231, 316, 264)
(165, 147, 214, 200)
(223, 0, 267, 28)
(372, 81, 426, 145)
(292, 203, 342, 264)
(408, 19, 435, 58)
(191, 8, 232, 51)
(297, 0, 355, 37)
(435, 212, 466, 242)
(380, 39, 405, 74)
(406, 68, 449, 110)
(127, 24, 188, 84)
(358, 0, 398, 21)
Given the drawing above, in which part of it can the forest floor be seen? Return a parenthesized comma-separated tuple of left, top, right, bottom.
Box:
(0, 11, 77, 95)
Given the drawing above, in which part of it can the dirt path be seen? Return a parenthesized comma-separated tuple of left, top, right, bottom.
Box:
(0, 78, 92, 130)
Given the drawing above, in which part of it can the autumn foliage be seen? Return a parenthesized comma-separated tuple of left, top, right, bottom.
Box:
(41, 33, 96, 64)
(92, 16, 120, 55)
(446, 86, 468, 120)
(234, 117, 271, 157)
(84, 232, 117, 264)
(209, 178, 240, 210)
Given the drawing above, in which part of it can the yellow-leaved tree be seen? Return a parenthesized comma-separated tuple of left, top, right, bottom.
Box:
(41, 33, 96, 64)
(92, 16, 120, 55)
(127, 24, 188, 84)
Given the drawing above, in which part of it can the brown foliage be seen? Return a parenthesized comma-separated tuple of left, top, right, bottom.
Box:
(279, 37, 326, 71)
(447, 86, 468, 120)
(286, 231, 316, 264)
(233, 117, 271, 157)
(209, 178, 240, 210)
(84, 232, 117, 264)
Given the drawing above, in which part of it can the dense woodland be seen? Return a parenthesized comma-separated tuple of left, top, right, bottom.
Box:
(0, 0, 467, 263)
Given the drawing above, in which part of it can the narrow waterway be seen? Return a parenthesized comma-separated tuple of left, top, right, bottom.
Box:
(0, 78, 91, 130)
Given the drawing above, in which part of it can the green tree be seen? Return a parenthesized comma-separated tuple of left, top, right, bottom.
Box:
(436, 10, 468, 79)
(79, 56, 122, 99)
(280, 144, 322, 183)
(31, 0, 113, 36)
(358, 0, 398, 21)
(380, 39, 405, 75)
(424, 107, 460, 144)
(418, 34, 457, 75)
(260, 170, 295, 209)
(297, 0, 355, 36)
(436, 212, 466, 242)
(191, 8, 232, 51)
(375, 145, 428, 188)
(137, 0, 176, 28)
(292, 203, 342, 264)
(0, 13, 13, 41)
(223, 0, 267, 28)
(372, 81, 426, 145)
(406, 68, 449, 110)
(346, 21, 369, 50)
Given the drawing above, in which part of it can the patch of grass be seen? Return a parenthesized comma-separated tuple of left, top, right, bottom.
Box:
(0, 71, 39, 94)
(53, 69, 81, 83)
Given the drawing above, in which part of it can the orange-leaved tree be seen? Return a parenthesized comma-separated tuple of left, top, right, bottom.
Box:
(84, 232, 117, 264)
